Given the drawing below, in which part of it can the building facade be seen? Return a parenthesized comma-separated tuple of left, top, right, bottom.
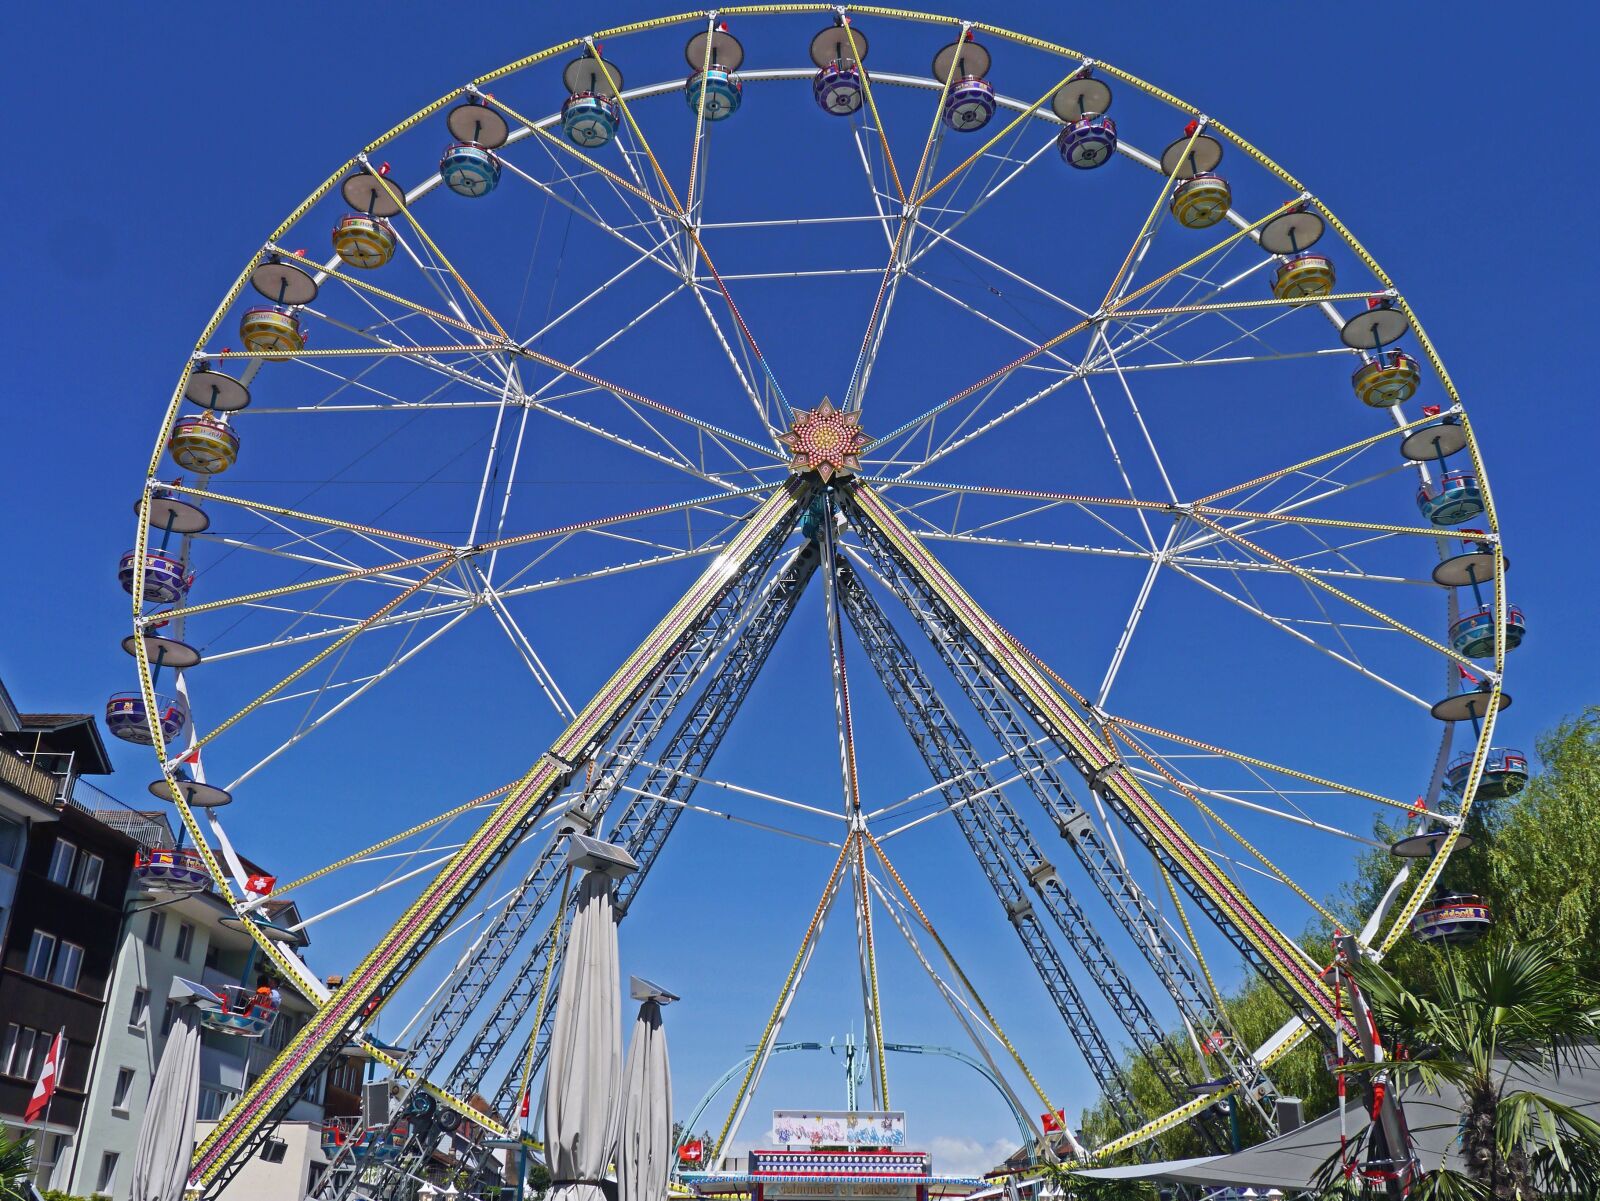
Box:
(70, 850, 335, 1200)
(0, 695, 149, 1190)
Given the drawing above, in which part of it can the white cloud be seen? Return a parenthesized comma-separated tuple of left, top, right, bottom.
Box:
(927, 1134, 1016, 1179)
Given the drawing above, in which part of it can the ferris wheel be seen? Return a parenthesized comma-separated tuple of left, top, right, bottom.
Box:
(117, 7, 1519, 1195)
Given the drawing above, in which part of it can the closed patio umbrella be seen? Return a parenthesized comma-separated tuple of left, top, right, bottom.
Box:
(543, 838, 638, 1201)
(617, 978, 677, 1201)
(130, 985, 204, 1201)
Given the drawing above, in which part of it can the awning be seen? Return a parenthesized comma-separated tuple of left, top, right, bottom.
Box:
(1075, 1049, 1600, 1191)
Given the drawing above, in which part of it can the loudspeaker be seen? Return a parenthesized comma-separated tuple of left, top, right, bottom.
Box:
(363, 1080, 391, 1125)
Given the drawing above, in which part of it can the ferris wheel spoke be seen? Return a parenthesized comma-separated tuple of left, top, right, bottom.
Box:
(1104, 713, 1415, 813)
(289, 248, 503, 346)
(1197, 404, 1461, 507)
(1113, 726, 1355, 935)
(904, 132, 1062, 270)
(162, 486, 766, 630)
(471, 566, 576, 720)
(1161, 559, 1431, 710)
(353, 165, 514, 342)
(175, 559, 453, 760)
(838, 17, 969, 418)
(912, 219, 1096, 321)
(496, 92, 802, 421)
(497, 152, 683, 278)
(1187, 512, 1485, 676)
(1126, 767, 1386, 849)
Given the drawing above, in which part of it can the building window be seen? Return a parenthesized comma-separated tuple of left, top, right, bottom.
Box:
(38, 1134, 64, 1186)
(95, 1151, 118, 1195)
(0, 816, 22, 868)
(144, 910, 166, 950)
(24, 930, 57, 980)
(45, 839, 77, 887)
(175, 922, 194, 963)
(49, 940, 84, 991)
(112, 1067, 135, 1112)
(197, 1085, 238, 1122)
(129, 987, 150, 1030)
(160, 999, 181, 1038)
(1, 1024, 40, 1078)
(74, 853, 104, 899)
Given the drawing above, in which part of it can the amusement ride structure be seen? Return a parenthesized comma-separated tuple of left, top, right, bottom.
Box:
(117, 8, 1515, 1197)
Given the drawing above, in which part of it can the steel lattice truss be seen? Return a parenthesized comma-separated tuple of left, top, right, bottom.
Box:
(117, 8, 1512, 1196)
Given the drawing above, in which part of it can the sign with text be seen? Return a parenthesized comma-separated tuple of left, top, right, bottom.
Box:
(771, 1111, 907, 1147)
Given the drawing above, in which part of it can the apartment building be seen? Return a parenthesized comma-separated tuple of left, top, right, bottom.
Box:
(71, 845, 336, 1200)
(0, 694, 150, 1189)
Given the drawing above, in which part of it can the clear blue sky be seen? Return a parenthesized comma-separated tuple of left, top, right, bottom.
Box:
(4, 0, 1594, 1174)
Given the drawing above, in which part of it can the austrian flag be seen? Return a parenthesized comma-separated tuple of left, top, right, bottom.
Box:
(24, 1028, 64, 1123)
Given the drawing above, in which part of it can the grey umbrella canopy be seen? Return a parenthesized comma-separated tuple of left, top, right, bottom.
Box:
(618, 979, 677, 1201)
(544, 840, 638, 1201)
(129, 990, 203, 1201)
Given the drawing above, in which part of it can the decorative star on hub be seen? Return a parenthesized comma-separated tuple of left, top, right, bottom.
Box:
(779, 397, 868, 482)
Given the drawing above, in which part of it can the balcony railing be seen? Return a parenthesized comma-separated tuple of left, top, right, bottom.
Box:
(0, 750, 57, 807)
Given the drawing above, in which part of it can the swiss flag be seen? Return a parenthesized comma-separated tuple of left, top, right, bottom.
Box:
(678, 1139, 704, 1164)
(25, 1029, 64, 1123)
(1202, 1030, 1229, 1054)
(245, 874, 277, 896)
(520, 1090, 530, 1119)
(1040, 1110, 1066, 1133)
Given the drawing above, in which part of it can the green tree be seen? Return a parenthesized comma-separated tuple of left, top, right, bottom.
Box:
(1487, 707, 1600, 979)
(524, 1160, 551, 1200)
(1316, 943, 1600, 1199)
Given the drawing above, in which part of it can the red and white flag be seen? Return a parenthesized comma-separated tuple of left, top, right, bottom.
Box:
(520, 1090, 531, 1119)
(25, 1029, 64, 1123)
(245, 873, 277, 896)
(1040, 1110, 1066, 1133)
(678, 1139, 704, 1164)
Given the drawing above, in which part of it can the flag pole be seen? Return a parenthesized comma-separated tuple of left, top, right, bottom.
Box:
(32, 1027, 66, 1188)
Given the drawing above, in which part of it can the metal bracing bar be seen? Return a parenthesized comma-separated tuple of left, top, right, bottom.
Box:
(332, 543, 817, 1201)
(838, 518, 1283, 1124)
(189, 482, 808, 1197)
(474, 541, 821, 1120)
(837, 561, 1158, 1136)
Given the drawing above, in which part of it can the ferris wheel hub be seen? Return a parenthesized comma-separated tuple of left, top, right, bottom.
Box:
(779, 396, 868, 482)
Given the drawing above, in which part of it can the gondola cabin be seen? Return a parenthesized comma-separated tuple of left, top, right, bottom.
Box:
(1445, 748, 1529, 800)
(1170, 173, 1230, 227)
(1059, 117, 1117, 169)
(439, 142, 501, 197)
(118, 548, 192, 605)
(239, 306, 305, 358)
(562, 52, 625, 147)
(933, 36, 994, 132)
(1417, 470, 1484, 526)
(1352, 349, 1422, 407)
(332, 214, 397, 269)
(133, 847, 211, 894)
(1448, 603, 1525, 659)
(169, 414, 240, 476)
(1271, 252, 1335, 301)
(177, 978, 280, 1038)
(105, 690, 188, 746)
(685, 26, 744, 121)
(810, 22, 869, 116)
(1412, 894, 1492, 946)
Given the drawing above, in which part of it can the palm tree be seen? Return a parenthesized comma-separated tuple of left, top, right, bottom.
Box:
(1319, 942, 1600, 1198)
(0, 1133, 34, 1201)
